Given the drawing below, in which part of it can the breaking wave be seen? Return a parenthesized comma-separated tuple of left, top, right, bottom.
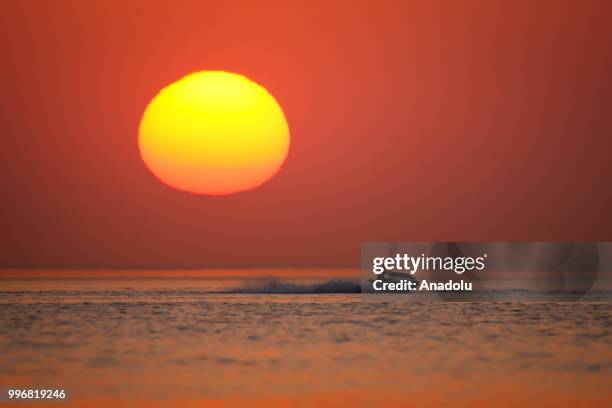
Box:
(222, 278, 361, 294)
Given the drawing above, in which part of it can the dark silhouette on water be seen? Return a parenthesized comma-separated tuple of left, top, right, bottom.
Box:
(223, 278, 361, 294)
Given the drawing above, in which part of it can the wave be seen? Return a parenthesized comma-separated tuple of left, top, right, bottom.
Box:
(221, 278, 361, 294)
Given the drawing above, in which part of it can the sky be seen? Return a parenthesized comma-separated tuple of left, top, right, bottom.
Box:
(1, 1, 612, 268)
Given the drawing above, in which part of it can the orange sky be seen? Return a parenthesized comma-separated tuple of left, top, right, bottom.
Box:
(1, 1, 612, 268)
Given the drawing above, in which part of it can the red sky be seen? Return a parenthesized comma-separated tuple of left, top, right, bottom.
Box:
(1, 1, 611, 268)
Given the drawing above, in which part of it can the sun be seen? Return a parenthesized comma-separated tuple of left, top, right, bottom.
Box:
(138, 71, 290, 195)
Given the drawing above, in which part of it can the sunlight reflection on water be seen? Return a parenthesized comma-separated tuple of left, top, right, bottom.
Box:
(0, 277, 610, 404)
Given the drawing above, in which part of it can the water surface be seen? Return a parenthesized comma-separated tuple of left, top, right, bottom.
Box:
(0, 273, 610, 407)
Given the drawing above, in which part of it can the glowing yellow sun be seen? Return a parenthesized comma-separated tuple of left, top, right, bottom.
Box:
(139, 71, 290, 195)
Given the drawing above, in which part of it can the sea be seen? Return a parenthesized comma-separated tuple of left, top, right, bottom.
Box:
(0, 270, 610, 407)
